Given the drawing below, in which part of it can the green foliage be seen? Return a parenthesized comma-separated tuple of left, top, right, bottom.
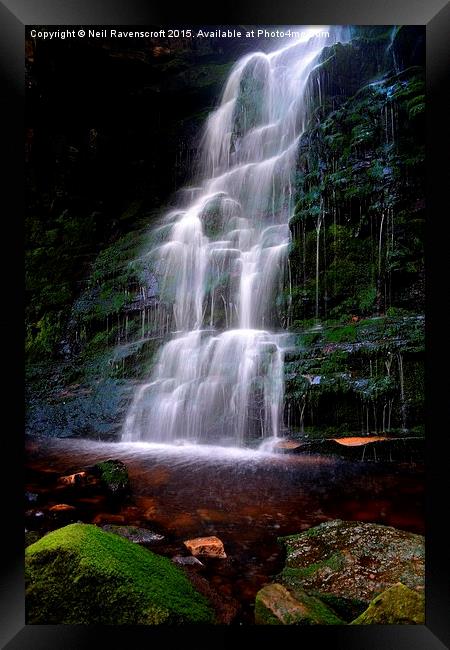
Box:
(324, 324, 357, 343)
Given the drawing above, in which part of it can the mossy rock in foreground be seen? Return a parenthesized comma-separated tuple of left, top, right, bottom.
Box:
(26, 523, 215, 624)
(255, 583, 344, 625)
(350, 582, 425, 625)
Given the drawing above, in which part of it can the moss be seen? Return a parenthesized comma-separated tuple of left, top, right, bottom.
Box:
(280, 552, 345, 583)
(93, 459, 129, 497)
(26, 523, 215, 624)
(350, 582, 424, 624)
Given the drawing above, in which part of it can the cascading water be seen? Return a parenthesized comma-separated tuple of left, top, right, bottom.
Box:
(123, 28, 342, 447)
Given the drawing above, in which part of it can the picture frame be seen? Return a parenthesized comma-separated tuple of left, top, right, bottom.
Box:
(1, 0, 448, 646)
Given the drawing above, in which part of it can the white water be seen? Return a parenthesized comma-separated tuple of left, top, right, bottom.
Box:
(123, 29, 342, 446)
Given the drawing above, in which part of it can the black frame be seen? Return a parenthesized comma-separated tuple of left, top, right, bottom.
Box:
(2, 0, 449, 647)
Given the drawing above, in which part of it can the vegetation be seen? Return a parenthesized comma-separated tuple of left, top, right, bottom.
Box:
(26, 523, 215, 624)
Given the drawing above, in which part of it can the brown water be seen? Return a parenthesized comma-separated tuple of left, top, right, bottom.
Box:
(25, 438, 425, 623)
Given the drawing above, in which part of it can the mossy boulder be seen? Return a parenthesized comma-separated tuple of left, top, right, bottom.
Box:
(25, 523, 215, 624)
(350, 582, 425, 624)
(278, 520, 424, 608)
(92, 459, 130, 497)
(255, 583, 344, 625)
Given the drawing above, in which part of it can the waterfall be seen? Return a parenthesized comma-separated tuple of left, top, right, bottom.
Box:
(123, 29, 342, 446)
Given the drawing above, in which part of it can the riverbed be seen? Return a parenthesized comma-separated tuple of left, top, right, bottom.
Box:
(25, 437, 424, 623)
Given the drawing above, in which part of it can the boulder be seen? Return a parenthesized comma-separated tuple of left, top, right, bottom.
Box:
(278, 520, 424, 607)
(26, 523, 215, 624)
(255, 583, 344, 625)
(184, 536, 227, 558)
(350, 582, 425, 625)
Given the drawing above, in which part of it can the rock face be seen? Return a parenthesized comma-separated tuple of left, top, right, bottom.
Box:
(184, 536, 227, 559)
(25, 523, 214, 624)
(255, 583, 344, 625)
(351, 582, 425, 625)
(279, 520, 424, 606)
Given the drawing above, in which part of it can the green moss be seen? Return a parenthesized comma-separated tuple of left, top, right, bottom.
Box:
(26, 523, 215, 624)
(280, 552, 345, 583)
(350, 582, 424, 624)
(94, 459, 129, 496)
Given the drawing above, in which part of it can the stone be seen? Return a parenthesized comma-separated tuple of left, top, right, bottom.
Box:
(172, 555, 204, 567)
(57, 471, 93, 487)
(331, 436, 389, 447)
(49, 504, 77, 513)
(100, 524, 164, 544)
(92, 459, 130, 498)
(278, 520, 424, 607)
(184, 536, 227, 558)
(254, 583, 344, 625)
(25, 523, 215, 624)
(350, 583, 425, 625)
(273, 440, 304, 452)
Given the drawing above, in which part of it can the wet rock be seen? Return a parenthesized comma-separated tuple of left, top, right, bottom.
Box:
(273, 440, 304, 452)
(184, 536, 227, 559)
(350, 582, 425, 624)
(100, 524, 164, 544)
(92, 459, 130, 498)
(57, 471, 93, 487)
(49, 504, 77, 513)
(26, 523, 215, 624)
(172, 555, 204, 567)
(255, 583, 344, 625)
(278, 520, 424, 607)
